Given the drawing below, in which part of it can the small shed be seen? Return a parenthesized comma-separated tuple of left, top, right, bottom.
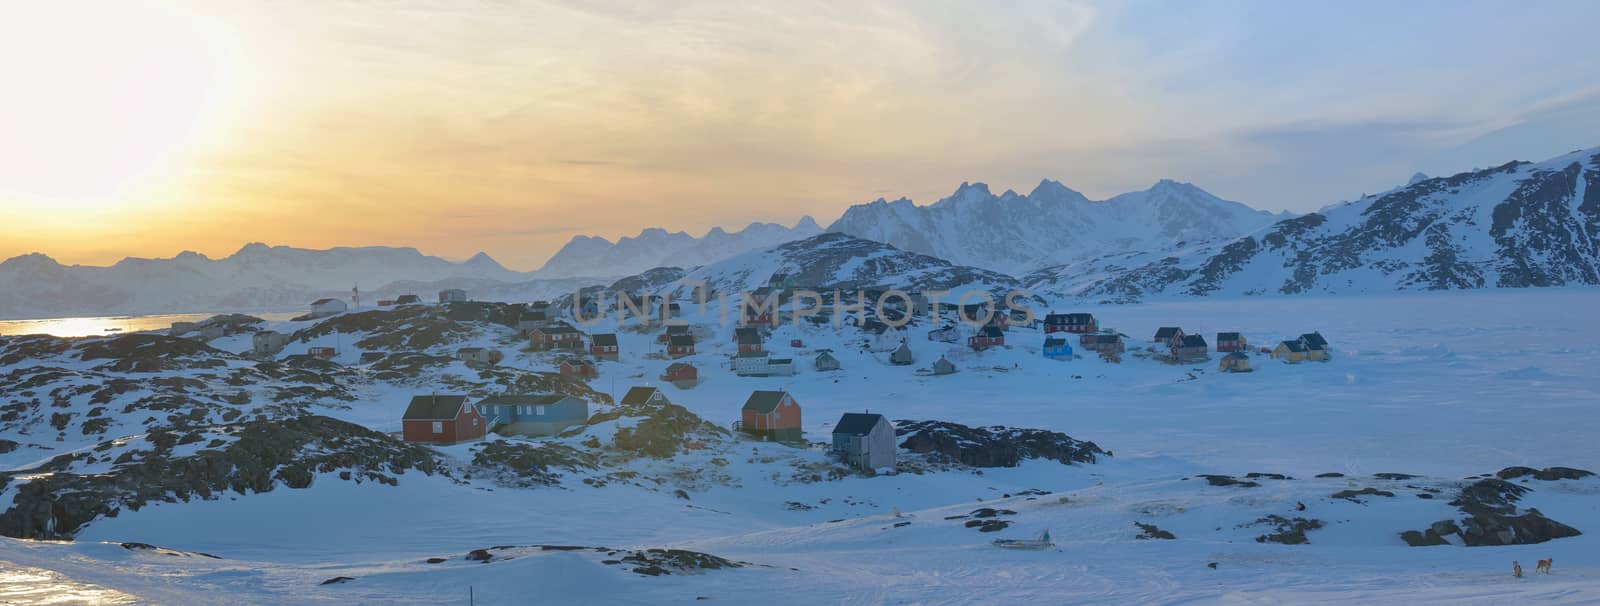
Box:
(968, 325, 1004, 351)
(310, 298, 348, 317)
(832, 413, 896, 471)
(438, 289, 467, 303)
(1043, 336, 1072, 360)
(815, 351, 841, 371)
(932, 356, 957, 375)
(457, 347, 503, 366)
(661, 362, 698, 387)
(476, 394, 587, 437)
(889, 342, 914, 366)
(741, 390, 802, 442)
(252, 330, 287, 356)
(394, 294, 422, 305)
(667, 334, 696, 357)
(402, 394, 486, 445)
(590, 333, 620, 360)
(1173, 334, 1209, 362)
(559, 358, 598, 379)
(1219, 351, 1252, 373)
(1272, 340, 1307, 363)
(1216, 332, 1246, 352)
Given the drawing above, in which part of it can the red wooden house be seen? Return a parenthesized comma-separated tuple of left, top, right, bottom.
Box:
(740, 287, 776, 326)
(307, 346, 337, 359)
(590, 333, 619, 360)
(658, 323, 690, 344)
(661, 361, 698, 386)
(401, 394, 486, 445)
(559, 358, 598, 379)
(1044, 313, 1098, 334)
(968, 325, 1005, 350)
(530, 324, 583, 351)
(1153, 326, 1185, 348)
(667, 334, 696, 357)
(736, 327, 764, 354)
(1215, 332, 1245, 352)
(740, 390, 802, 442)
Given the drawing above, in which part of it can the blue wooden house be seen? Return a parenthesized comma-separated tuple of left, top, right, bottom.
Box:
(1043, 336, 1073, 360)
(476, 394, 588, 437)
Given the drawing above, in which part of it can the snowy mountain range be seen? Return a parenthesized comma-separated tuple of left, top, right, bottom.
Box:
(826, 179, 1292, 274)
(535, 218, 825, 279)
(1027, 146, 1600, 301)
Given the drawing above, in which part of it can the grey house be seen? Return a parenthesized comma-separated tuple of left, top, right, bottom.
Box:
(832, 413, 896, 471)
(932, 356, 957, 375)
(476, 394, 588, 437)
(252, 330, 287, 356)
(890, 342, 914, 366)
(814, 351, 841, 371)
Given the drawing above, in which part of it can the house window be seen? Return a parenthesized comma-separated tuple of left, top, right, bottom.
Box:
(536, 406, 546, 416)
(431, 421, 443, 433)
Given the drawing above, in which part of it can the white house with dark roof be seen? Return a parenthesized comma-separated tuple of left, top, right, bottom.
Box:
(832, 412, 895, 471)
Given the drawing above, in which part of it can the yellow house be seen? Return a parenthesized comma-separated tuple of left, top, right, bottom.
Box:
(1272, 340, 1307, 363)
(1219, 351, 1252, 373)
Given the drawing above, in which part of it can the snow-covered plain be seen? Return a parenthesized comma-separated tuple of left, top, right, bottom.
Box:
(3, 288, 1600, 604)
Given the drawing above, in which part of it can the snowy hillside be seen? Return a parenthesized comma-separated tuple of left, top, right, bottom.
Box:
(1028, 146, 1600, 301)
(0, 244, 563, 319)
(827, 179, 1290, 274)
(536, 218, 825, 279)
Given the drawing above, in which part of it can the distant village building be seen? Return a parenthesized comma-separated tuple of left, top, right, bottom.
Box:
(1153, 326, 1184, 346)
(559, 358, 598, 379)
(1219, 351, 1252, 373)
(890, 341, 915, 366)
(740, 390, 802, 442)
(309, 298, 348, 317)
(169, 321, 198, 336)
(516, 311, 548, 334)
(659, 323, 691, 344)
(832, 413, 895, 471)
(741, 287, 776, 325)
(530, 324, 584, 351)
(1044, 313, 1098, 334)
(476, 394, 588, 437)
(620, 386, 670, 408)
(736, 327, 764, 354)
(1043, 336, 1073, 360)
(870, 327, 905, 353)
(667, 334, 696, 357)
(1078, 333, 1127, 356)
(1173, 334, 1209, 362)
(814, 351, 841, 372)
(1216, 332, 1246, 352)
(252, 330, 287, 356)
(661, 361, 698, 387)
(733, 352, 794, 376)
(456, 346, 503, 366)
(307, 346, 337, 359)
(1272, 340, 1308, 363)
(968, 325, 1005, 351)
(438, 289, 468, 303)
(932, 356, 957, 375)
(402, 394, 486, 445)
(394, 294, 422, 305)
(590, 333, 620, 360)
(193, 324, 225, 341)
(1300, 332, 1329, 361)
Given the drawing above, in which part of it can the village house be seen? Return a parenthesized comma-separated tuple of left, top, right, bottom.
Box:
(1173, 334, 1209, 362)
(252, 330, 287, 356)
(309, 298, 348, 317)
(1300, 332, 1330, 361)
(870, 326, 905, 353)
(169, 321, 197, 336)
(733, 352, 795, 377)
(968, 325, 1005, 351)
(890, 341, 915, 366)
(659, 323, 691, 344)
(620, 386, 670, 408)
(559, 358, 598, 379)
(1044, 312, 1098, 334)
(1153, 326, 1185, 346)
(667, 334, 696, 357)
(394, 294, 422, 305)
(401, 394, 486, 445)
(660, 361, 698, 387)
(590, 333, 620, 360)
(376, 299, 396, 307)
(932, 356, 957, 375)
(741, 287, 777, 325)
(1272, 340, 1308, 363)
(476, 394, 588, 437)
(307, 346, 337, 359)
(1216, 332, 1246, 352)
(1078, 333, 1127, 355)
(814, 350, 841, 372)
(832, 412, 896, 471)
(192, 324, 225, 341)
(530, 324, 584, 351)
(740, 390, 802, 442)
(516, 311, 548, 334)
(438, 289, 467, 303)
(1219, 351, 1253, 373)
(456, 347, 503, 366)
(1043, 336, 1073, 360)
(736, 327, 764, 354)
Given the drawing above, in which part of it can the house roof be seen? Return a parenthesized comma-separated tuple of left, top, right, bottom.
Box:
(669, 334, 695, 347)
(1179, 334, 1208, 348)
(736, 329, 762, 345)
(458, 347, 484, 353)
(1154, 326, 1183, 339)
(664, 362, 695, 373)
(620, 386, 661, 406)
(1217, 332, 1241, 341)
(977, 325, 1004, 338)
(1300, 332, 1328, 347)
(743, 390, 791, 413)
(1044, 337, 1068, 347)
(767, 358, 793, 365)
(311, 298, 339, 306)
(737, 350, 769, 358)
(833, 413, 886, 436)
(403, 395, 469, 420)
(1278, 340, 1307, 352)
(815, 351, 838, 362)
(478, 394, 571, 407)
(539, 324, 580, 334)
(591, 333, 618, 347)
(559, 358, 594, 368)
(1225, 351, 1249, 360)
(892, 342, 913, 357)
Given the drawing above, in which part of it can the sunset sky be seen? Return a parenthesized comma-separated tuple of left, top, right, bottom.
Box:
(3, 0, 1599, 270)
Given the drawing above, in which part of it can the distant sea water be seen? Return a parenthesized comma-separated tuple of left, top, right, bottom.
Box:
(0, 311, 305, 338)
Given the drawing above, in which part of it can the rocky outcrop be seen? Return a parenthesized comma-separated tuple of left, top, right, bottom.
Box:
(469, 440, 597, 488)
(1399, 478, 1582, 547)
(1495, 466, 1594, 481)
(895, 420, 1107, 468)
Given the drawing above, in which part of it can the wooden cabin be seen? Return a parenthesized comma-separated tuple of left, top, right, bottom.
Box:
(1219, 351, 1253, 373)
(740, 390, 802, 442)
(402, 394, 486, 445)
(832, 413, 896, 471)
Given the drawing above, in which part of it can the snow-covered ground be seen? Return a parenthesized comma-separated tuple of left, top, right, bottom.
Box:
(3, 288, 1599, 604)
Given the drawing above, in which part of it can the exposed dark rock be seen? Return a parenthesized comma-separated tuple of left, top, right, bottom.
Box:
(1196, 475, 1259, 488)
(1495, 466, 1595, 481)
(1331, 487, 1395, 502)
(320, 576, 355, 585)
(607, 403, 728, 459)
(895, 420, 1106, 468)
(1374, 473, 1417, 480)
(1250, 515, 1324, 545)
(469, 440, 597, 488)
(1245, 472, 1293, 480)
(1135, 522, 1175, 540)
(964, 519, 1011, 532)
(1401, 478, 1582, 547)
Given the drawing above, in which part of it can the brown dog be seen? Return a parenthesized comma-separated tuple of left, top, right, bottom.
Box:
(1536, 558, 1553, 574)
(1513, 560, 1523, 578)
